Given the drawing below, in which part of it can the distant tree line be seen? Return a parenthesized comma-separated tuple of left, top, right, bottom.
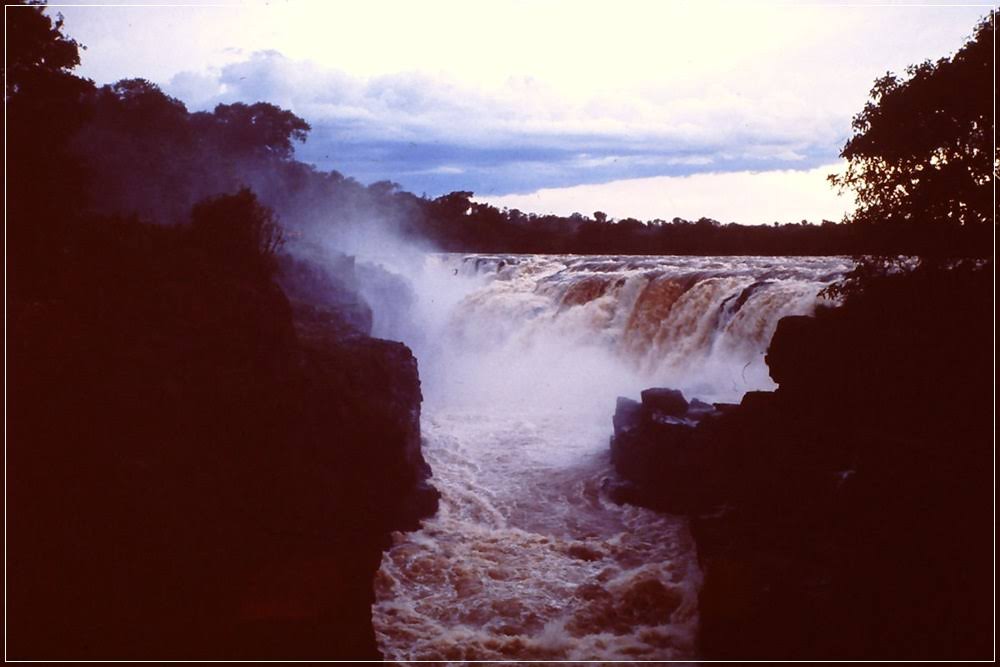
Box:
(407, 195, 990, 256)
(7, 2, 994, 292)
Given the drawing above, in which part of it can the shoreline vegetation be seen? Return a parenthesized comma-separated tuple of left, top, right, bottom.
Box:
(6, 0, 995, 660)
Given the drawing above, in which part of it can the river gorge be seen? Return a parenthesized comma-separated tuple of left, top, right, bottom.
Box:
(366, 254, 852, 661)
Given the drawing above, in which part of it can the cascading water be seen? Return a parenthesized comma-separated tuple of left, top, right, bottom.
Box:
(365, 254, 852, 661)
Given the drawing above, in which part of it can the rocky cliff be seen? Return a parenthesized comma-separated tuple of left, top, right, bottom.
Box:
(610, 262, 992, 660)
(8, 217, 438, 659)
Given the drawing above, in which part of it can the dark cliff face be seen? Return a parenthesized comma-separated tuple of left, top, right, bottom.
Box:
(610, 263, 992, 660)
(7, 221, 438, 660)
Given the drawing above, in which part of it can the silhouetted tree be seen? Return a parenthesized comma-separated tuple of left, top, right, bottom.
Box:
(367, 180, 402, 197)
(96, 78, 189, 131)
(211, 101, 311, 159)
(4, 0, 82, 98)
(190, 188, 285, 276)
(434, 191, 474, 218)
(830, 14, 995, 250)
(6, 0, 95, 297)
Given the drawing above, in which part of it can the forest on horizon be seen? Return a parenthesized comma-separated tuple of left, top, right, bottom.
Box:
(7, 2, 995, 263)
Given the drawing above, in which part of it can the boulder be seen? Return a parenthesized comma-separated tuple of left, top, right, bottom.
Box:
(609, 388, 726, 514)
(612, 396, 643, 435)
(763, 314, 817, 387)
(640, 387, 689, 417)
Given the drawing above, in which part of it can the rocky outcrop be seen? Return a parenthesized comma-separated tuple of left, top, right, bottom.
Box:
(8, 227, 438, 659)
(609, 390, 734, 514)
(609, 263, 993, 660)
(230, 326, 440, 659)
(280, 252, 374, 337)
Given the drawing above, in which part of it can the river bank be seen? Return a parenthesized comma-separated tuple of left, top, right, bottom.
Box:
(8, 220, 438, 659)
(609, 261, 993, 659)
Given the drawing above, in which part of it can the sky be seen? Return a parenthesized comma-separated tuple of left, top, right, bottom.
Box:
(50, 0, 992, 224)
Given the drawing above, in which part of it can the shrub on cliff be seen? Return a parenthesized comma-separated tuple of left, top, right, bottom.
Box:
(190, 188, 286, 278)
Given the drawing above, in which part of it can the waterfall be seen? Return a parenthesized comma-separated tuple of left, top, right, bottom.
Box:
(366, 254, 851, 661)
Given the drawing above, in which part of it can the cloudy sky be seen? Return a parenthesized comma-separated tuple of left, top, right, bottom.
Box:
(54, 0, 989, 223)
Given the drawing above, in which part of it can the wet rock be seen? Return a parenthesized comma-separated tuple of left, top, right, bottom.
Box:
(8, 249, 438, 659)
(612, 396, 643, 434)
(687, 398, 715, 417)
(609, 387, 724, 514)
(640, 387, 689, 417)
(608, 264, 993, 659)
(279, 253, 373, 337)
(763, 314, 819, 388)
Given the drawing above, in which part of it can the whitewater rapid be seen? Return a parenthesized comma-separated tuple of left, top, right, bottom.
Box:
(367, 254, 852, 661)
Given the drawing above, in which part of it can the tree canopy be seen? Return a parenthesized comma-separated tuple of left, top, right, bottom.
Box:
(830, 14, 996, 240)
(190, 188, 286, 276)
(4, 0, 83, 98)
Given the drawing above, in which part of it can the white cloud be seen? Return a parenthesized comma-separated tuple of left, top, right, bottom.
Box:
(60, 2, 984, 110)
(160, 50, 848, 165)
(423, 166, 466, 175)
(51, 2, 987, 200)
(482, 163, 854, 225)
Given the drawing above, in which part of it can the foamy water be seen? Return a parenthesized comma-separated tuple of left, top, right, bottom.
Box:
(374, 410, 701, 661)
(365, 254, 851, 661)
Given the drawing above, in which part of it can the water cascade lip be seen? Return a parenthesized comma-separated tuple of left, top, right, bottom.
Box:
(374, 253, 854, 408)
(367, 254, 853, 661)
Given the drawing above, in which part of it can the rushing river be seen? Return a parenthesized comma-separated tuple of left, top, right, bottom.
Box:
(366, 254, 852, 661)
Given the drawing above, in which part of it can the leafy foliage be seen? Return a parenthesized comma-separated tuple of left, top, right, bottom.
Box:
(830, 15, 996, 242)
(4, 0, 82, 98)
(211, 101, 311, 159)
(190, 188, 286, 276)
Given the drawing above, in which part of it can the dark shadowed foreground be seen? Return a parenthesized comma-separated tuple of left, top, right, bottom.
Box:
(610, 261, 993, 659)
(6, 5, 443, 657)
(7, 200, 438, 659)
